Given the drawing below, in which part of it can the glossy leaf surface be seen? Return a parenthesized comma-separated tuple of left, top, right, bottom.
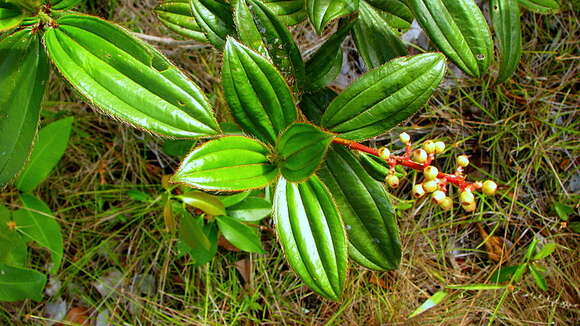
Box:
(318, 145, 401, 270)
(219, 191, 251, 207)
(0, 206, 27, 267)
(274, 176, 347, 300)
(321, 53, 446, 141)
(190, 0, 235, 49)
(491, 0, 522, 83)
(364, 0, 413, 28)
(44, 15, 219, 139)
(155, 0, 208, 42)
(260, 0, 307, 25)
(518, 0, 559, 14)
(306, 0, 358, 34)
(172, 136, 278, 191)
(176, 191, 226, 216)
(354, 1, 406, 70)
(222, 39, 297, 144)
(216, 215, 264, 253)
(409, 0, 493, 77)
(50, 0, 82, 10)
(0, 263, 46, 302)
(15, 117, 73, 192)
(179, 214, 218, 265)
(13, 194, 63, 274)
(277, 123, 333, 182)
(0, 29, 48, 186)
(227, 197, 271, 222)
(299, 87, 337, 124)
(0, 2, 23, 31)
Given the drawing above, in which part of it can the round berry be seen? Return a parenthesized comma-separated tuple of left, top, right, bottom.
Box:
(460, 190, 475, 206)
(456, 155, 470, 168)
(431, 190, 446, 204)
(413, 149, 428, 163)
(434, 141, 445, 154)
(422, 140, 436, 154)
(462, 201, 477, 212)
(482, 180, 497, 196)
(422, 180, 438, 193)
(412, 184, 426, 198)
(423, 166, 439, 180)
(439, 197, 453, 211)
(399, 132, 410, 144)
(378, 147, 390, 160)
(386, 175, 399, 188)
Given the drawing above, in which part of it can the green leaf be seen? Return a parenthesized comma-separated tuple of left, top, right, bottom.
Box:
(533, 243, 556, 260)
(525, 238, 539, 260)
(162, 139, 196, 157)
(190, 0, 235, 49)
(5, 0, 40, 11)
(408, 290, 448, 318)
(358, 152, 389, 181)
(176, 191, 227, 216)
(15, 117, 73, 192)
(13, 194, 63, 274)
(216, 215, 264, 253)
(219, 191, 251, 207)
(0, 206, 27, 267)
(490, 264, 523, 283)
(0, 29, 48, 186)
(299, 87, 337, 125)
(318, 145, 401, 270)
(222, 38, 297, 144)
(306, 0, 359, 34)
(155, 0, 208, 42)
(227, 197, 271, 221)
(178, 214, 218, 265)
(273, 176, 348, 300)
(353, 1, 406, 70)
(363, 0, 413, 29)
(0, 263, 46, 302)
(529, 265, 548, 291)
(320, 53, 446, 141)
(553, 202, 573, 221)
(172, 136, 278, 191)
(235, 0, 306, 89)
(49, 0, 82, 10)
(305, 21, 352, 90)
(44, 14, 219, 138)
(491, 0, 522, 83)
(408, 0, 493, 77)
(518, 0, 560, 14)
(277, 123, 334, 182)
(259, 0, 307, 25)
(0, 2, 23, 31)
(569, 221, 580, 233)
(447, 284, 507, 290)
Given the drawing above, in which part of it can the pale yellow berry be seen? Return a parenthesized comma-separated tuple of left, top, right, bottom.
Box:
(422, 180, 439, 193)
(431, 190, 446, 204)
(412, 149, 428, 163)
(422, 140, 436, 154)
(456, 155, 470, 168)
(462, 201, 477, 212)
(412, 184, 426, 198)
(434, 141, 445, 154)
(378, 147, 391, 160)
(386, 175, 400, 188)
(460, 190, 475, 206)
(423, 166, 439, 180)
(482, 180, 497, 196)
(439, 197, 453, 211)
(399, 132, 410, 144)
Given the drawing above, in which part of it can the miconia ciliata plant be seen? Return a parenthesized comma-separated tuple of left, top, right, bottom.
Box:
(0, 0, 560, 300)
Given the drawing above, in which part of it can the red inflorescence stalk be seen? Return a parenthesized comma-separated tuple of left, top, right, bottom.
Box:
(332, 137, 482, 192)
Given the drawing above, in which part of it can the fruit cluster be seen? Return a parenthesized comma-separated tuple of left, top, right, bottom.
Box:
(380, 133, 497, 212)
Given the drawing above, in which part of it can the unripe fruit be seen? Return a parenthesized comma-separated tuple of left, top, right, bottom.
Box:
(482, 180, 497, 195)
(439, 197, 453, 211)
(462, 201, 477, 212)
(422, 180, 439, 193)
(400, 132, 410, 144)
(434, 141, 445, 154)
(423, 166, 439, 180)
(431, 190, 446, 204)
(412, 149, 428, 163)
(422, 140, 436, 154)
(412, 184, 425, 198)
(456, 155, 470, 168)
(460, 190, 475, 206)
(386, 175, 399, 188)
(378, 147, 390, 160)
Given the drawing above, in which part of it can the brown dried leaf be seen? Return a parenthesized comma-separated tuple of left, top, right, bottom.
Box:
(477, 223, 509, 263)
(58, 307, 90, 326)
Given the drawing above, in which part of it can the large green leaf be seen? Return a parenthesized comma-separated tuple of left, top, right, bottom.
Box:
(155, 0, 208, 42)
(259, 0, 307, 25)
(227, 196, 271, 222)
(518, 0, 560, 14)
(178, 214, 218, 266)
(491, 0, 522, 83)
(222, 38, 297, 144)
(0, 2, 23, 31)
(318, 145, 401, 270)
(0, 206, 27, 267)
(408, 0, 493, 77)
(353, 1, 406, 70)
(364, 0, 413, 29)
(0, 29, 48, 186)
(305, 21, 352, 90)
(216, 215, 264, 253)
(49, 0, 82, 10)
(299, 87, 337, 124)
(235, 0, 306, 89)
(320, 53, 446, 141)
(306, 0, 359, 34)
(276, 123, 334, 182)
(190, 0, 235, 49)
(273, 176, 348, 300)
(0, 263, 46, 302)
(176, 191, 226, 216)
(15, 117, 73, 192)
(44, 14, 219, 139)
(13, 194, 63, 274)
(172, 136, 278, 191)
